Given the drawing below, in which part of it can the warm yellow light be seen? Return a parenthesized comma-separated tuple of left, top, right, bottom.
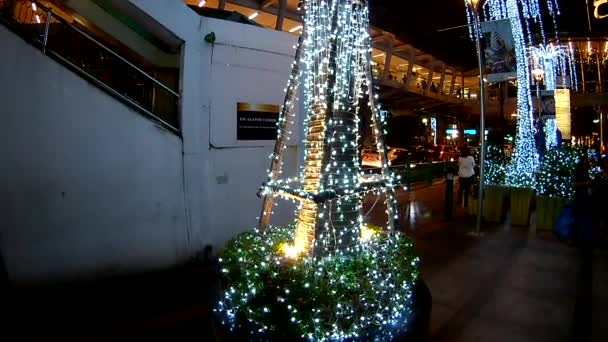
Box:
(280, 243, 301, 259)
(248, 12, 259, 20)
(289, 25, 303, 33)
(360, 225, 376, 242)
(466, 0, 480, 9)
(198, 0, 206, 7)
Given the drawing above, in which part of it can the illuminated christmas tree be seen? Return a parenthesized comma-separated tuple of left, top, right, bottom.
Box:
(215, 1, 419, 340)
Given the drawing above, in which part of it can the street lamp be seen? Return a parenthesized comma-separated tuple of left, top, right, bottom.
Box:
(467, 0, 486, 236)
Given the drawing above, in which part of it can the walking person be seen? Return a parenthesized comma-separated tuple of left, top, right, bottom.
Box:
(457, 146, 475, 208)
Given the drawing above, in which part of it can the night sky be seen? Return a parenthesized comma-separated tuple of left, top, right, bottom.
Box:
(369, 0, 608, 71)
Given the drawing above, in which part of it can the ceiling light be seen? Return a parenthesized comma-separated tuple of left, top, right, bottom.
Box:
(289, 25, 302, 33)
(198, 0, 206, 7)
(248, 12, 259, 20)
(373, 53, 385, 58)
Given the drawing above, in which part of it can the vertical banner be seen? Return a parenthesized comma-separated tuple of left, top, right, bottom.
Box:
(237, 103, 280, 140)
(481, 19, 517, 82)
(536, 90, 556, 117)
(554, 89, 572, 140)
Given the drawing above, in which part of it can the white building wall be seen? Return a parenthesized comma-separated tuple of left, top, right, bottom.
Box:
(206, 19, 300, 245)
(0, 24, 189, 283)
(0, 0, 302, 283)
(130, 0, 301, 248)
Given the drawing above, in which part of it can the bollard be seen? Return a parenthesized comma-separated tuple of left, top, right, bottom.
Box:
(444, 172, 454, 221)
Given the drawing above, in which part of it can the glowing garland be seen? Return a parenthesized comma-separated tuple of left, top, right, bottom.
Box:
(465, 0, 562, 188)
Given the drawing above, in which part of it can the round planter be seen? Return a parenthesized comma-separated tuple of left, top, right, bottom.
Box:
(535, 195, 570, 231)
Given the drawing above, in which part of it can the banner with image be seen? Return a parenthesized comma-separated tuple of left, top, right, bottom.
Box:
(481, 19, 517, 82)
(532, 90, 556, 117)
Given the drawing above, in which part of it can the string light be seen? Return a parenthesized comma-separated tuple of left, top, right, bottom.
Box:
(545, 117, 558, 150)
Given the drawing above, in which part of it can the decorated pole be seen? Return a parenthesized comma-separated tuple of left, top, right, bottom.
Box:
(258, 35, 305, 232)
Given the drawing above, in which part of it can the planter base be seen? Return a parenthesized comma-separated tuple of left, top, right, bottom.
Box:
(536, 196, 570, 231)
(483, 185, 510, 223)
(510, 187, 535, 226)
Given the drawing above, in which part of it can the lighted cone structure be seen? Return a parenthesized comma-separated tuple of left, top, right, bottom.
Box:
(214, 1, 428, 341)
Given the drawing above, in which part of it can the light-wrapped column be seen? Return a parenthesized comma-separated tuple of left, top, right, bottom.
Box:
(294, 104, 328, 254)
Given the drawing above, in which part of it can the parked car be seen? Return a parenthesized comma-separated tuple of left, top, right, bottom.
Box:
(433, 145, 459, 161)
(361, 146, 382, 167)
(362, 146, 408, 167)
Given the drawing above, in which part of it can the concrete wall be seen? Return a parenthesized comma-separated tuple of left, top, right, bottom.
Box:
(130, 0, 301, 248)
(206, 19, 300, 244)
(0, 0, 301, 283)
(0, 24, 190, 283)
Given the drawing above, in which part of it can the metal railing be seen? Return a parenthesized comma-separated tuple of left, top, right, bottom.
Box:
(0, 0, 180, 132)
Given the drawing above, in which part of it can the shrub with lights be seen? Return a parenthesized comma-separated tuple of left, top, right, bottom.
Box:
(217, 225, 419, 340)
(215, 1, 420, 340)
(484, 144, 509, 186)
(536, 146, 580, 198)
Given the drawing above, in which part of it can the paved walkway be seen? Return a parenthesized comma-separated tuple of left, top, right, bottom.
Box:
(363, 181, 608, 342)
(4, 181, 607, 341)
